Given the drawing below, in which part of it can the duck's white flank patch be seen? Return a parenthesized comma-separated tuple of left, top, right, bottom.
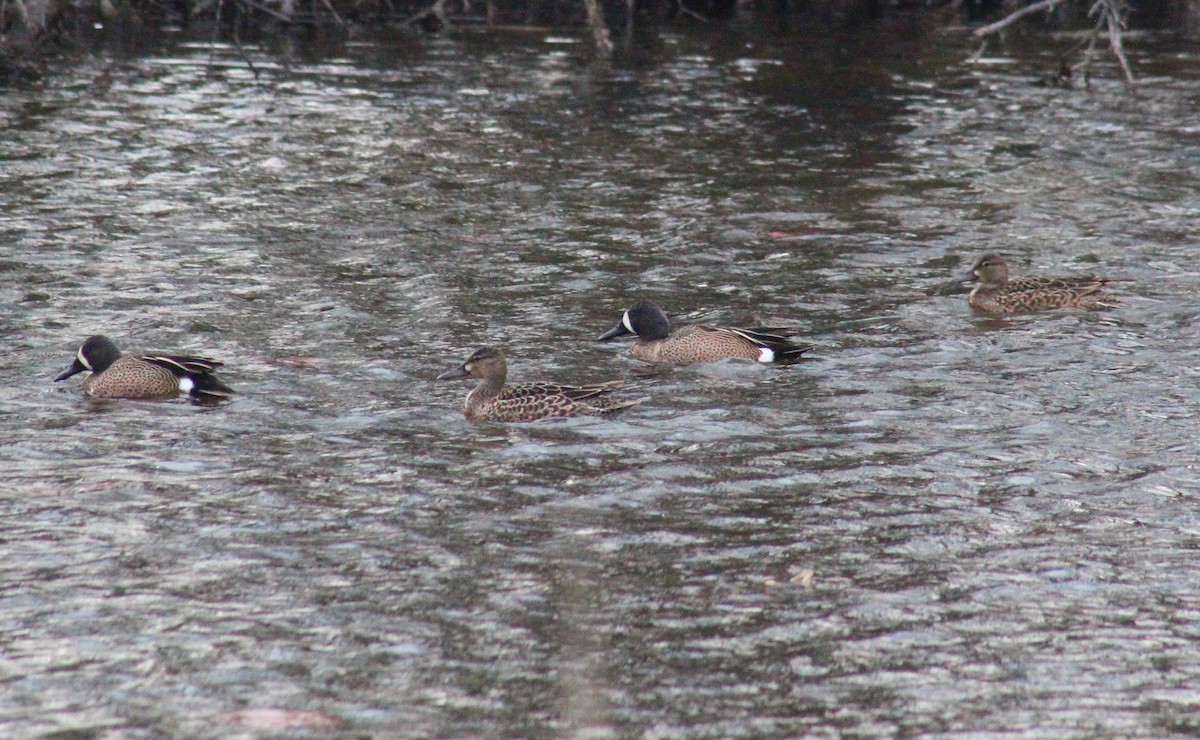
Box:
(178, 377, 195, 393)
(757, 347, 775, 363)
(622, 311, 635, 334)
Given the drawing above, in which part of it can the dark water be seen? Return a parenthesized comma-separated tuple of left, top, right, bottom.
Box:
(3, 20, 1200, 737)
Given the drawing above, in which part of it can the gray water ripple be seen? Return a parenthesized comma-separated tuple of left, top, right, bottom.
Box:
(3, 25, 1200, 738)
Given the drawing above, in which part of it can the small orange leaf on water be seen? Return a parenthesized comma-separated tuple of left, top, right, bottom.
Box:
(223, 708, 342, 730)
(765, 230, 822, 240)
(279, 356, 324, 368)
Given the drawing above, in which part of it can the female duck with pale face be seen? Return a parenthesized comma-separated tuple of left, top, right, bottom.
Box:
(438, 346, 641, 423)
(964, 254, 1120, 316)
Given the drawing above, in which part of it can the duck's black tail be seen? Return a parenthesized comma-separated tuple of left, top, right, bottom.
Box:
(190, 373, 235, 398)
(742, 327, 814, 364)
(144, 354, 235, 398)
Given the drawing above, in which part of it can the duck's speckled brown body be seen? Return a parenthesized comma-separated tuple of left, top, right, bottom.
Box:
(55, 335, 234, 400)
(966, 254, 1120, 316)
(598, 300, 813, 366)
(438, 347, 640, 423)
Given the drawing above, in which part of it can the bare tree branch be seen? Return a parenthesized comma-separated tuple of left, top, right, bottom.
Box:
(1093, 0, 1135, 85)
(236, 0, 294, 23)
(231, 2, 261, 79)
(314, 0, 347, 27)
(972, 0, 1067, 37)
(1077, 20, 1102, 86)
(1107, 21, 1133, 84)
(973, 0, 1136, 86)
(400, 0, 445, 29)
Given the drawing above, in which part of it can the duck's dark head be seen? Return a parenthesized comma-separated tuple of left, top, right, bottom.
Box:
(598, 300, 671, 342)
(55, 335, 122, 381)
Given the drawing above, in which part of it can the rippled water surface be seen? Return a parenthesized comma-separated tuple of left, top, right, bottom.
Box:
(3, 22, 1200, 737)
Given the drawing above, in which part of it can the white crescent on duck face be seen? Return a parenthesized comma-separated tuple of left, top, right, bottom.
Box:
(55, 335, 234, 400)
(598, 300, 813, 366)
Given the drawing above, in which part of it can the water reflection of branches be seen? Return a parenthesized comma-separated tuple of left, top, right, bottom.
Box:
(973, 0, 1135, 87)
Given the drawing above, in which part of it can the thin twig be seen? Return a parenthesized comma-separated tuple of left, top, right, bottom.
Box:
(1077, 22, 1101, 87)
(315, 0, 348, 28)
(972, 0, 1068, 37)
(399, 0, 442, 28)
(234, 0, 294, 22)
(675, 1, 707, 21)
(231, 2, 260, 79)
(208, 0, 222, 72)
(969, 38, 987, 63)
(1104, 3, 1135, 85)
(1087, 0, 1135, 85)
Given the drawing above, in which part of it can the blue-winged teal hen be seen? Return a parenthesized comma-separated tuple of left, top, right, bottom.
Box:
(438, 346, 641, 422)
(597, 300, 813, 366)
(965, 254, 1121, 316)
(55, 335, 234, 400)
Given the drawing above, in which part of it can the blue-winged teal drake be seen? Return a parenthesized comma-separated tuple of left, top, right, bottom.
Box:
(55, 335, 235, 400)
(597, 300, 813, 366)
(438, 346, 641, 422)
(965, 254, 1121, 316)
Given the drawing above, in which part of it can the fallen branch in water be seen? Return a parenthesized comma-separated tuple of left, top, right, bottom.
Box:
(231, 2, 261, 79)
(400, 0, 447, 30)
(314, 0, 348, 27)
(1095, 0, 1134, 85)
(972, 0, 1135, 87)
(236, 0, 293, 22)
(972, 0, 1066, 36)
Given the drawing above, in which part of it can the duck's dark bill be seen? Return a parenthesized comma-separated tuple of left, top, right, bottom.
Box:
(597, 323, 632, 341)
(54, 360, 86, 382)
(437, 365, 470, 380)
